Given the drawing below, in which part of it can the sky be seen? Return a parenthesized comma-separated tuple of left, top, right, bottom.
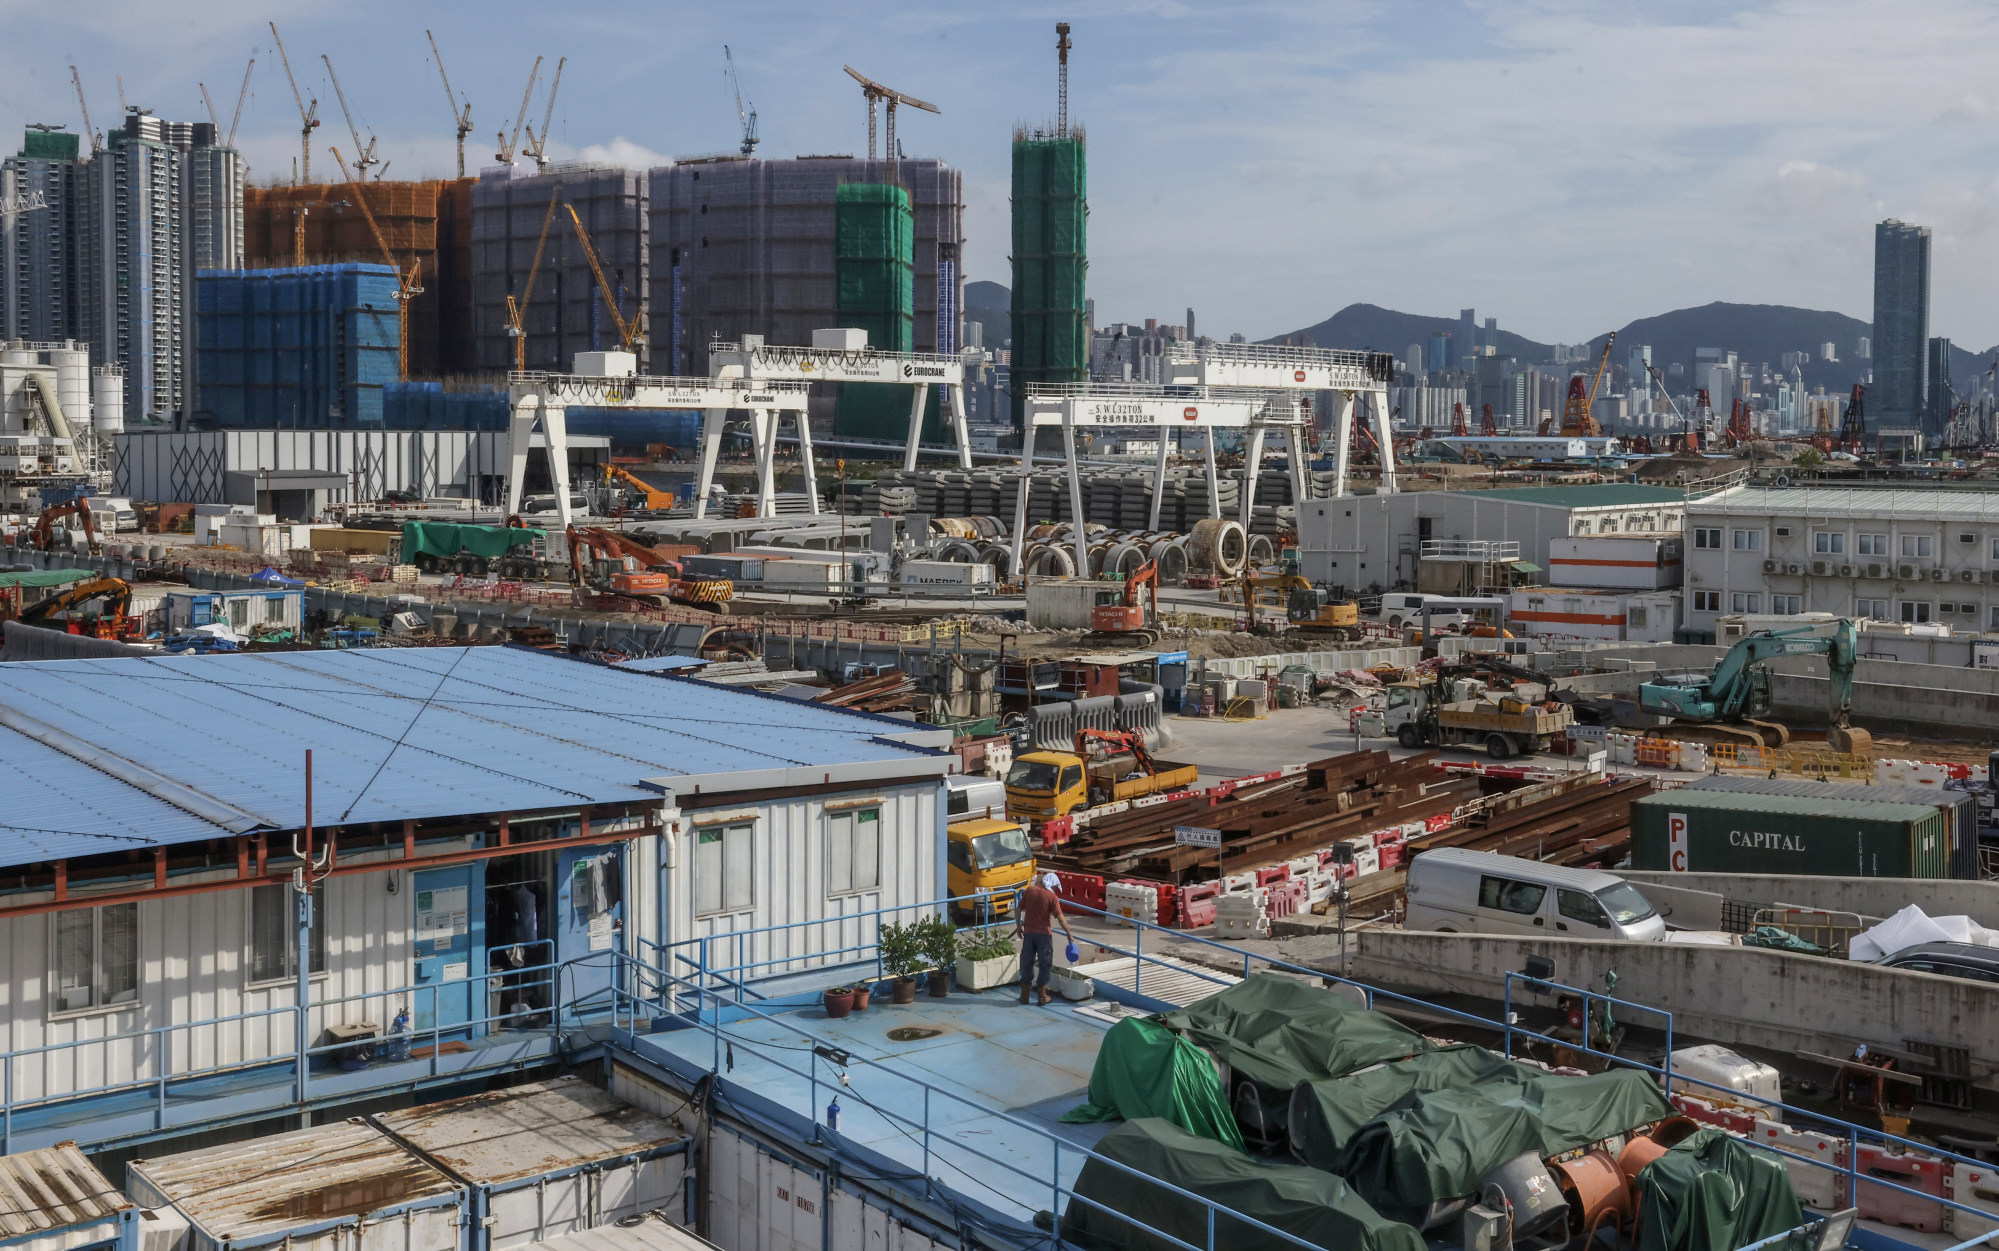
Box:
(7, 0, 1999, 348)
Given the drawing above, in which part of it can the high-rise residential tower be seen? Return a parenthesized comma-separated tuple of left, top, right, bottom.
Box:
(2, 127, 91, 344)
(1871, 219, 1931, 432)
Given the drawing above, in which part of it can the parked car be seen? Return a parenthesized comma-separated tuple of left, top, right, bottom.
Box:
(1874, 941, 1999, 983)
(1404, 848, 1666, 941)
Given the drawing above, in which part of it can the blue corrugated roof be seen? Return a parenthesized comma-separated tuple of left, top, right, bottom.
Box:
(0, 647, 944, 868)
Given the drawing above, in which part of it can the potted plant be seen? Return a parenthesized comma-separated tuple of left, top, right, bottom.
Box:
(823, 985, 854, 1019)
(879, 920, 925, 1004)
(919, 916, 958, 997)
(955, 929, 1020, 992)
(849, 981, 871, 1013)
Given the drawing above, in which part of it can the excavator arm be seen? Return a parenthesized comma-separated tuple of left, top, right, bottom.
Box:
(19, 577, 131, 625)
(1639, 620, 1867, 752)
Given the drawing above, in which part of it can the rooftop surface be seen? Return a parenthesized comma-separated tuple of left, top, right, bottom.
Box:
(1459, 484, 1688, 508)
(1693, 483, 1999, 520)
(0, 646, 948, 863)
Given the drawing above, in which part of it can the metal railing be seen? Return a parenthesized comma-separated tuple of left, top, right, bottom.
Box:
(620, 892, 1999, 1251)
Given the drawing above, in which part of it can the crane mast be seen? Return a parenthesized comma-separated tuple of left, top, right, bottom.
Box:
(321, 54, 378, 177)
(268, 22, 319, 182)
(724, 46, 758, 157)
(69, 67, 100, 153)
(525, 57, 565, 172)
(497, 56, 541, 165)
(426, 30, 473, 179)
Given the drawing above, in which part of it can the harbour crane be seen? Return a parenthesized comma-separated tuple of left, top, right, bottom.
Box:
(426, 30, 474, 178)
(1723, 397, 1752, 448)
(496, 56, 541, 166)
(227, 59, 254, 147)
(841, 66, 938, 174)
(524, 57, 565, 172)
(268, 22, 319, 182)
(724, 45, 759, 158)
(332, 146, 422, 381)
(321, 54, 378, 177)
(504, 186, 563, 370)
(1449, 401, 1468, 437)
(565, 202, 641, 353)
(1554, 331, 1615, 438)
(69, 67, 101, 153)
(1839, 383, 1867, 452)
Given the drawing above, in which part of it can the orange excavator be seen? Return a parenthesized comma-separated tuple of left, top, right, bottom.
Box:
(31, 499, 99, 555)
(602, 465, 675, 513)
(567, 526, 732, 611)
(1084, 559, 1159, 646)
(16, 577, 139, 639)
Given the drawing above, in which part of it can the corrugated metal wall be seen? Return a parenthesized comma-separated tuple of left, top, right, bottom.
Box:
(113, 430, 510, 504)
(0, 859, 419, 1103)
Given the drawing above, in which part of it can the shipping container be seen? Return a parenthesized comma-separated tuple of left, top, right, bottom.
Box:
(679, 555, 766, 582)
(527, 1215, 716, 1251)
(0, 1142, 133, 1251)
(899, 560, 994, 587)
(127, 1119, 464, 1251)
(372, 1076, 689, 1251)
(1682, 775, 1978, 880)
(1631, 790, 1950, 878)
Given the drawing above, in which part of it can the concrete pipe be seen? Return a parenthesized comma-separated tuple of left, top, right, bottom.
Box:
(1103, 542, 1146, 579)
(1188, 518, 1248, 576)
(935, 539, 980, 564)
(933, 517, 978, 539)
(978, 542, 1014, 580)
(1025, 542, 1077, 578)
(1247, 533, 1277, 568)
(1148, 537, 1189, 585)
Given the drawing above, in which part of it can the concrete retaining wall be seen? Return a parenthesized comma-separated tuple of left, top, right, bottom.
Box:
(1352, 929, 1999, 1091)
(1621, 871, 1999, 929)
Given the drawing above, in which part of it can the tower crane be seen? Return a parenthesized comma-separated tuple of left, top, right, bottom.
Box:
(504, 186, 563, 371)
(841, 66, 938, 175)
(227, 59, 254, 148)
(332, 146, 422, 381)
(496, 56, 541, 166)
(69, 67, 101, 154)
(524, 57, 566, 172)
(199, 82, 222, 132)
(321, 54, 378, 177)
(723, 45, 758, 158)
(426, 30, 474, 179)
(268, 22, 319, 182)
(565, 202, 642, 354)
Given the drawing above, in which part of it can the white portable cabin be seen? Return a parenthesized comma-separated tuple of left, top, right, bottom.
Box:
(0, 1143, 134, 1251)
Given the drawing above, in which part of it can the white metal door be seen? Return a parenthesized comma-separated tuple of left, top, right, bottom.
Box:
(706, 1128, 822, 1251)
(827, 1190, 950, 1251)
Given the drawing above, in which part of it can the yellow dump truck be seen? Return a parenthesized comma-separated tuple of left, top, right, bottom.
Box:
(946, 818, 1037, 921)
(1004, 730, 1201, 822)
(1381, 683, 1574, 760)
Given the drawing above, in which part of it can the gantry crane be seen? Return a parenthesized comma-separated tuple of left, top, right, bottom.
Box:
(426, 30, 474, 179)
(565, 202, 641, 353)
(69, 67, 101, 154)
(504, 186, 564, 371)
(841, 66, 939, 173)
(321, 54, 378, 178)
(496, 56, 541, 166)
(268, 23, 319, 183)
(524, 57, 566, 172)
(332, 146, 423, 380)
(724, 46, 758, 158)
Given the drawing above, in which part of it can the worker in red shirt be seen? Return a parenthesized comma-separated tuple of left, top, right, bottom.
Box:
(1015, 872, 1076, 1006)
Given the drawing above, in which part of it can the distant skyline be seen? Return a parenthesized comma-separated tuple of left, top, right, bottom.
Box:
(7, 1, 1999, 347)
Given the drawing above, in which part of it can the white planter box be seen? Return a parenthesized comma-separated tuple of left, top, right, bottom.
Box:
(955, 951, 1020, 991)
(1051, 965, 1095, 1000)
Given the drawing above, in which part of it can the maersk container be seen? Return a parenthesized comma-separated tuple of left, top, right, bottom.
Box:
(372, 1076, 689, 1251)
(127, 1119, 464, 1251)
(1631, 790, 1950, 878)
(1682, 775, 1978, 880)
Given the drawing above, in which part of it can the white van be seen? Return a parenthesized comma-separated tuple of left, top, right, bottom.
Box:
(1404, 848, 1665, 941)
(946, 774, 1007, 821)
(1378, 593, 1470, 631)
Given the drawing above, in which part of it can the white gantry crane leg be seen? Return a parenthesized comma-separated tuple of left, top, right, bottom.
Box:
(1238, 424, 1268, 533)
(902, 384, 930, 472)
(543, 403, 575, 532)
(790, 406, 822, 515)
(1147, 423, 1170, 530)
(1010, 420, 1037, 573)
(504, 391, 542, 516)
(750, 408, 777, 516)
(1203, 429, 1222, 518)
(1062, 416, 1089, 577)
(1331, 391, 1357, 499)
(949, 382, 972, 469)
(1283, 420, 1310, 508)
(1368, 387, 1400, 494)
(693, 407, 728, 519)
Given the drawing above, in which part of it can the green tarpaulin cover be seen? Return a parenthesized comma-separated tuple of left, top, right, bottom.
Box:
(0, 569, 91, 590)
(1064, 1118, 1425, 1251)
(400, 522, 543, 561)
(1636, 1128, 1805, 1251)
(1291, 1044, 1524, 1163)
(1060, 1017, 1243, 1148)
(1318, 1066, 1674, 1225)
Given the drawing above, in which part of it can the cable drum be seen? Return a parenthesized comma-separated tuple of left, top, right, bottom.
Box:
(1188, 518, 1248, 576)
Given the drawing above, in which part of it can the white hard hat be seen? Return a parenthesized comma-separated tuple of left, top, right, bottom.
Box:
(1042, 872, 1062, 891)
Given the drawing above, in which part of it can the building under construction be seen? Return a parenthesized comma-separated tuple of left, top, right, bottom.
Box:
(242, 178, 476, 378)
(1009, 25, 1088, 431)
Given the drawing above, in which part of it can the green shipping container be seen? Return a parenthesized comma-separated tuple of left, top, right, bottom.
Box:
(1631, 790, 1950, 878)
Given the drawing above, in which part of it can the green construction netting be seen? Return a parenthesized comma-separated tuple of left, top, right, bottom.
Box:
(400, 522, 543, 562)
(1063, 1118, 1425, 1251)
(1636, 1127, 1805, 1251)
(0, 569, 93, 590)
(1316, 1065, 1674, 1225)
(1158, 974, 1434, 1135)
(1060, 1017, 1242, 1149)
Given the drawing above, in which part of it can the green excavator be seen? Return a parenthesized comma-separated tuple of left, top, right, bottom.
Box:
(1638, 619, 1871, 754)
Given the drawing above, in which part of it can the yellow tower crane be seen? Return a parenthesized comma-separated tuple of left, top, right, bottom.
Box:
(564, 202, 642, 354)
(332, 146, 423, 380)
(505, 186, 564, 371)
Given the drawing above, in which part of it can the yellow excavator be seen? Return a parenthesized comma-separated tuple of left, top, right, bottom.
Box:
(1238, 571, 1362, 641)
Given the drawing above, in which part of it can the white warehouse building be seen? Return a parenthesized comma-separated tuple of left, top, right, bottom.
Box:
(1683, 484, 1999, 637)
